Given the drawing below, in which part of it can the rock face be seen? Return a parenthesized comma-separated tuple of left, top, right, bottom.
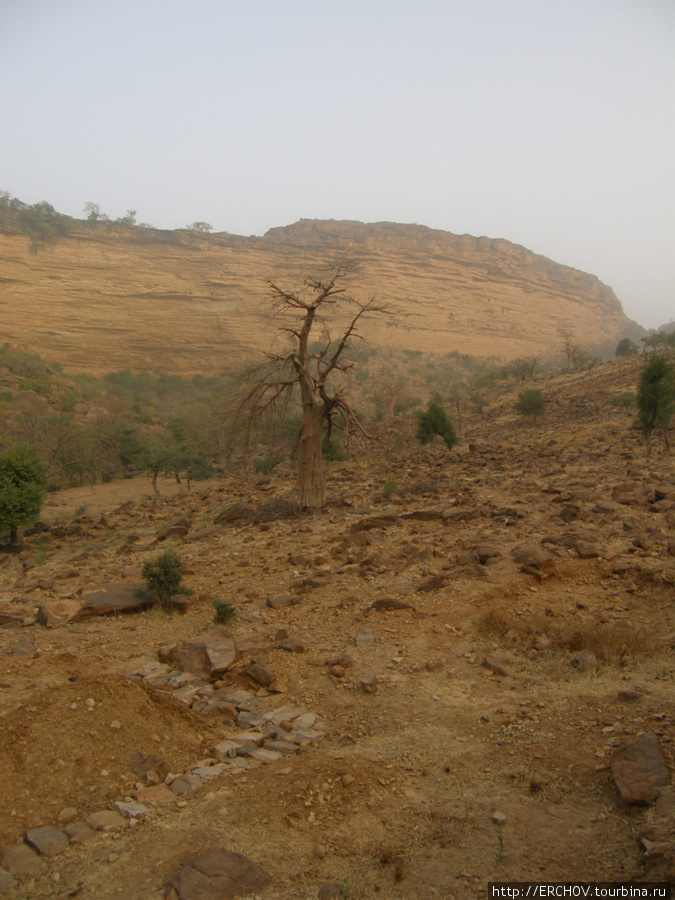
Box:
(0, 220, 634, 375)
(164, 848, 272, 900)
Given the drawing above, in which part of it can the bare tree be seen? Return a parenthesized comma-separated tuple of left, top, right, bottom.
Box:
(559, 329, 580, 371)
(241, 266, 391, 507)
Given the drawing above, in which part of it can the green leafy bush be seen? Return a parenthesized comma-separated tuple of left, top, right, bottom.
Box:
(0, 444, 47, 544)
(416, 401, 457, 450)
(322, 437, 346, 461)
(254, 454, 284, 475)
(212, 598, 237, 624)
(515, 389, 546, 422)
(141, 549, 193, 612)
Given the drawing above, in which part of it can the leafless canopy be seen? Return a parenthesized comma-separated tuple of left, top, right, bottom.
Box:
(239, 264, 392, 445)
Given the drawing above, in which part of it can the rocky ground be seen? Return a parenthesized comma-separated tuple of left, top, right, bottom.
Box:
(0, 357, 673, 899)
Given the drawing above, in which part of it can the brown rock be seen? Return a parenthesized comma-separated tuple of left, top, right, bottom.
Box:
(164, 848, 272, 900)
(63, 822, 95, 844)
(277, 637, 305, 653)
(359, 674, 378, 693)
(36, 598, 83, 627)
(244, 656, 275, 687)
(86, 810, 127, 832)
(0, 867, 16, 890)
(575, 540, 600, 559)
(157, 517, 191, 541)
(174, 634, 237, 681)
(25, 825, 69, 857)
(73, 582, 155, 619)
(610, 734, 670, 805)
(481, 655, 510, 677)
(0, 842, 46, 880)
(366, 597, 415, 612)
(169, 774, 203, 796)
(135, 784, 178, 805)
(318, 884, 346, 899)
(128, 751, 168, 781)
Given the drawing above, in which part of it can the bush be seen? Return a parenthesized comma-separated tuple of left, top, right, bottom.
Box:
(515, 389, 546, 422)
(141, 549, 193, 611)
(416, 401, 457, 450)
(254, 454, 284, 475)
(615, 338, 639, 358)
(637, 354, 675, 449)
(322, 437, 346, 461)
(610, 392, 636, 408)
(0, 444, 47, 545)
(212, 598, 237, 624)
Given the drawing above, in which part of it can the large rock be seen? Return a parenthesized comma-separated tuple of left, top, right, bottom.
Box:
(165, 848, 272, 900)
(73, 582, 155, 619)
(25, 825, 69, 857)
(610, 734, 670, 805)
(37, 598, 83, 627)
(158, 517, 191, 541)
(0, 842, 46, 879)
(174, 635, 237, 681)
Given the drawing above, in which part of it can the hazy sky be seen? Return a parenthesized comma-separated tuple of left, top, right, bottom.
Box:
(1, 0, 673, 329)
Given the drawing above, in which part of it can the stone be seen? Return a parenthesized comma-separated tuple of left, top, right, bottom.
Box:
(212, 740, 240, 761)
(175, 635, 237, 681)
(366, 597, 415, 612)
(36, 598, 83, 627)
(114, 801, 148, 818)
(214, 502, 251, 525)
(491, 811, 507, 826)
(157, 517, 191, 541)
(266, 593, 300, 609)
(610, 734, 670, 805)
(86, 810, 127, 831)
(0, 842, 46, 880)
(575, 540, 600, 559)
(512, 542, 556, 579)
(360, 674, 377, 693)
(164, 848, 272, 900)
(244, 656, 275, 687)
(0, 867, 16, 891)
(481, 655, 510, 677)
(277, 637, 305, 653)
(10, 637, 37, 657)
(135, 784, 178, 805)
(63, 822, 95, 844)
(25, 825, 69, 857)
(169, 774, 203, 796)
(73, 582, 155, 619)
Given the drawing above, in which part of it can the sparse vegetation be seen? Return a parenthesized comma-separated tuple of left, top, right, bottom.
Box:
(141, 549, 193, 611)
(415, 400, 457, 450)
(515, 388, 546, 422)
(637, 353, 675, 451)
(212, 598, 237, 624)
(0, 443, 47, 545)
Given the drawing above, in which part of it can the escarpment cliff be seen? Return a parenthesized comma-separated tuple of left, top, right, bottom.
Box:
(0, 218, 634, 374)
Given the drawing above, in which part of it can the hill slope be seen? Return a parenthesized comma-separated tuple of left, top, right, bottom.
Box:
(0, 219, 636, 374)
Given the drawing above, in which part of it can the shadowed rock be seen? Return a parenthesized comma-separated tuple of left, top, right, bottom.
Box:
(610, 734, 670, 805)
(164, 848, 272, 900)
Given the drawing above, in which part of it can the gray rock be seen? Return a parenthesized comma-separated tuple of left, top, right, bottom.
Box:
(25, 825, 69, 856)
(63, 822, 95, 844)
(244, 656, 275, 687)
(164, 848, 272, 900)
(86, 810, 127, 832)
(360, 674, 378, 693)
(169, 774, 203, 796)
(73, 582, 155, 619)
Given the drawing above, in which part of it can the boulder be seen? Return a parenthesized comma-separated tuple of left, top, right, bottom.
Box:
(25, 825, 69, 857)
(0, 842, 46, 880)
(73, 583, 155, 619)
(610, 734, 670, 805)
(157, 517, 191, 541)
(164, 848, 272, 900)
(37, 598, 83, 627)
(174, 635, 237, 681)
(244, 657, 275, 688)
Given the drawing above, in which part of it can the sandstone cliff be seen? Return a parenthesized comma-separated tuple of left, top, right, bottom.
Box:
(0, 219, 634, 374)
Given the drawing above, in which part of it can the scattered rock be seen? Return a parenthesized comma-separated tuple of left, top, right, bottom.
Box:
(277, 637, 305, 653)
(135, 784, 178, 805)
(174, 635, 237, 681)
(25, 825, 69, 857)
(481, 655, 510, 677)
(360, 674, 378, 693)
(36, 598, 83, 628)
(63, 822, 95, 844)
(0, 842, 46, 879)
(366, 597, 415, 613)
(245, 656, 276, 687)
(610, 734, 670, 805)
(157, 517, 191, 541)
(86, 810, 127, 832)
(74, 582, 155, 619)
(164, 848, 272, 900)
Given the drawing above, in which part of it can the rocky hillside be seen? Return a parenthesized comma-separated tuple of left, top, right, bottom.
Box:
(0, 354, 673, 897)
(0, 219, 638, 375)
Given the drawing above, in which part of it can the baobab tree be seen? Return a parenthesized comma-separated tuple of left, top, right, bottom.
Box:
(242, 265, 390, 507)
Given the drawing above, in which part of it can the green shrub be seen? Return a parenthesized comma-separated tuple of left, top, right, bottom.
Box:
(212, 598, 237, 624)
(416, 401, 457, 450)
(610, 392, 636, 408)
(0, 444, 47, 545)
(322, 437, 346, 461)
(141, 549, 193, 612)
(254, 454, 284, 475)
(515, 388, 546, 422)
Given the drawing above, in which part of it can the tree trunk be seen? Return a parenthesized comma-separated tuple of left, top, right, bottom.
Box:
(296, 404, 325, 507)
